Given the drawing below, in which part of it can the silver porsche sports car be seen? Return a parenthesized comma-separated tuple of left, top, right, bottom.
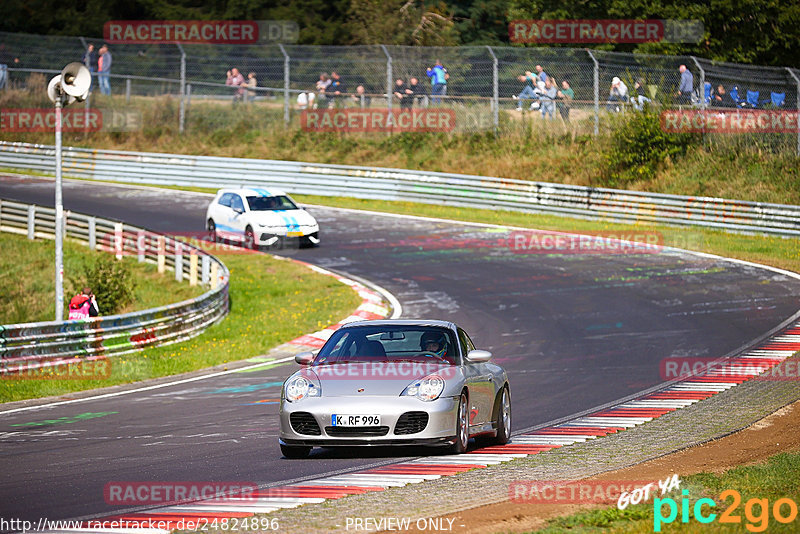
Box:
(278, 320, 510, 458)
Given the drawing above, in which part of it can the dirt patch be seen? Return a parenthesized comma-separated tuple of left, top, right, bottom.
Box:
(398, 399, 800, 533)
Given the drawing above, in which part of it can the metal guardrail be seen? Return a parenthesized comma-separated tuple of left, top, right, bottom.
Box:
(1, 141, 799, 237)
(0, 197, 230, 374)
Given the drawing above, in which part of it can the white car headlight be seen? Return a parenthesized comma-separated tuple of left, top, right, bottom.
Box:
(284, 374, 321, 402)
(401, 374, 445, 402)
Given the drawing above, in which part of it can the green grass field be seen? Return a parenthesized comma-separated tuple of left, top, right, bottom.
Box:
(0, 232, 205, 324)
(0, 235, 361, 403)
(534, 451, 800, 533)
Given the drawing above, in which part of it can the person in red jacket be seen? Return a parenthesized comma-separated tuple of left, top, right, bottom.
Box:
(68, 287, 99, 320)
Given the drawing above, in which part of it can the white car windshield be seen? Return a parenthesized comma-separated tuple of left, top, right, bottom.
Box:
(314, 326, 459, 365)
(247, 195, 298, 211)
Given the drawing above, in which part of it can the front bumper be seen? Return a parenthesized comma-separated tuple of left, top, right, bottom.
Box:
(258, 230, 319, 246)
(279, 395, 459, 447)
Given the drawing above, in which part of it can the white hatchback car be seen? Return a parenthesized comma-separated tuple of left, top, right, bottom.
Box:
(206, 188, 320, 248)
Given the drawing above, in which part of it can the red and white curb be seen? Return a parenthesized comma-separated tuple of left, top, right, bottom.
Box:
(46, 322, 799, 533)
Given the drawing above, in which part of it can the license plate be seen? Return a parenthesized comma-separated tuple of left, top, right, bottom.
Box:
(287, 231, 303, 237)
(331, 414, 380, 427)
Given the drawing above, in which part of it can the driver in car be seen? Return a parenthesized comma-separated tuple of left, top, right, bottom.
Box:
(420, 331, 448, 358)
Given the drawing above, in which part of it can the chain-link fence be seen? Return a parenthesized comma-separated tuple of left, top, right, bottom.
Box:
(1, 30, 798, 152)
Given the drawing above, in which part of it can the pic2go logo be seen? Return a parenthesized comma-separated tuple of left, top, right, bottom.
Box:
(654, 489, 799, 532)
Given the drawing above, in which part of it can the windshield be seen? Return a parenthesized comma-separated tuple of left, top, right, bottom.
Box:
(246, 195, 298, 211)
(314, 326, 459, 365)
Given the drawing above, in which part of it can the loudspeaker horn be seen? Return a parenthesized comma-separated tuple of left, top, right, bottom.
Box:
(60, 62, 91, 102)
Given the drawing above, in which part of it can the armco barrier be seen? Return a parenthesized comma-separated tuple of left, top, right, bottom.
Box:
(0, 198, 230, 374)
(1, 141, 799, 237)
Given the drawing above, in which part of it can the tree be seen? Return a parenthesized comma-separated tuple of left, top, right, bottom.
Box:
(346, 0, 457, 45)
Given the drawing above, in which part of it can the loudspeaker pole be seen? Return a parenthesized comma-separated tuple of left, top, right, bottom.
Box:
(47, 62, 90, 322)
(54, 96, 64, 321)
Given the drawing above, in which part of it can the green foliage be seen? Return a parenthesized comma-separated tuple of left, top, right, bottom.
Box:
(604, 111, 699, 187)
(78, 256, 136, 315)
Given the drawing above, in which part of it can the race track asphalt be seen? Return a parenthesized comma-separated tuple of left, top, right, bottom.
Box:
(2, 175, 799, 525)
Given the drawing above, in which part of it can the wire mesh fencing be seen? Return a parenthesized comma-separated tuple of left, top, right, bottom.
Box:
(1, 30, 798, 152)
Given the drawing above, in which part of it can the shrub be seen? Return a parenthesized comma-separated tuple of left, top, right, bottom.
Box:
(77, 256, 136, 315)
(604, 111, 700, 187)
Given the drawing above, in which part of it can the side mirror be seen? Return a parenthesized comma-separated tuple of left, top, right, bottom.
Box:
(233, 207, 244, 214)
(295, 351, 315, 365)
(466, 349, 492, 362)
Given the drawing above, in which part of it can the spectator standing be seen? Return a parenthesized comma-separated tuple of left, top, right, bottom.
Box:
(329, 71, 345, 107)
(556, 80, 574, 122)
(351, 85, 371, 108)
(316, 72, 332, 109)
(677, 65, 693, 104)
(82, 43, 97, 92)
(394, 79, 413, 109)
(535, 65, 548, 84)
(408, 77, 421, 107)
(243, 72, 257, 102)
(426, 60, 448, 105)
(540, 78, 557, 119)
(97, 44, 112, 95)
(225, 67, 245, 102)
(632, 79, 651, 111)
(607, 76, 628, 112)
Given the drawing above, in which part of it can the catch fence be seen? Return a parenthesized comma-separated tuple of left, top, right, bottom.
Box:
(0, 31, 798, 152)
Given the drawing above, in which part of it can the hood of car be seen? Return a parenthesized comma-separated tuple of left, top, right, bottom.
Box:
(250, 209, 316, 229)
(314, 362, 458, 397)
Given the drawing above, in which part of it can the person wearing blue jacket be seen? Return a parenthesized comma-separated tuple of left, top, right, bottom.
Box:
(426, 60, 449, 105)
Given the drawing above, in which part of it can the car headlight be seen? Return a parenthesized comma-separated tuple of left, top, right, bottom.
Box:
(284, 374, 322, 402)
(401, 374, 445, 402)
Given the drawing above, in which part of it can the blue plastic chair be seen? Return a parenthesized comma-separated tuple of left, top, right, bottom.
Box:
(746, 90, 759, 108)
(770, 92, 785, 107)
(729, 86, 745, 107)
(703, 82, 712, 105)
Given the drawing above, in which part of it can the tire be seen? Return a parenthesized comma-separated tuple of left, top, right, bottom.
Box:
(280, 444, 311, 459)
(449, 392, 469, 454)
(207, 219, 218, 242)
(244, 226, 256, 250)
(492, 386, 511, 446)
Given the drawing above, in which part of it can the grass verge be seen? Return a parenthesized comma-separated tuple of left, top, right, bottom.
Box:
(534, 451, 800, 533)
(0, 232, 204, 324)
(0, 250, 361, 403)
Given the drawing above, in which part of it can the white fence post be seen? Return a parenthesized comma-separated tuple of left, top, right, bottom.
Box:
(27, 205, 35, 240)
(114, 222, 123, 260)
(202, 255, 210, 285)
(175, 241, 183, 282)
(88, 216, 96, 250)
(137, 230, 146, 262)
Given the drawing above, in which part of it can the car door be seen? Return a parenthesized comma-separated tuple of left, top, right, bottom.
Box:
(227, 193, 247, 239)
(459, 328, 493, 431)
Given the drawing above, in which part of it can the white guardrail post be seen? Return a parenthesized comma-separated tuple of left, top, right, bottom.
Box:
(0, 198, 230, 375)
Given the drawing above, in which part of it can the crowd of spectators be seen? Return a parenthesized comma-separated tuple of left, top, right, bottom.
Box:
(295, 61, 449, 111)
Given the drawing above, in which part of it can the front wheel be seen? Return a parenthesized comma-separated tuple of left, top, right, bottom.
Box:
(207, 219, 218, 242)
(492, 386, 511, 445)
(280, 444, 311, 459)
(448, 393, 469, 454)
